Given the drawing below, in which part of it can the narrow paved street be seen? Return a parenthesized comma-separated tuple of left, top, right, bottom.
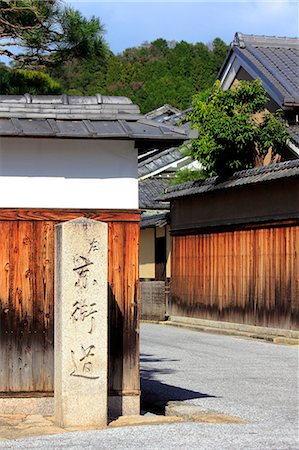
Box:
(0, 323, 298, 449)
(141, 323, 298, 448)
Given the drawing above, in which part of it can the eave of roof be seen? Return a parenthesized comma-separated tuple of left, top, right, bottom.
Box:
(161, 160, 299, 200)
(140, 211, 169, 229)
(0, 94, 195, 144)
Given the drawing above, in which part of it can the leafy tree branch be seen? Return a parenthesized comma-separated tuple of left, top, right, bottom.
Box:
(187, 80, 290, 178)
(0, 0, 107, 68)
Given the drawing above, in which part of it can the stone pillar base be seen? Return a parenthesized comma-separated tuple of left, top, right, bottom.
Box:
(0, 396, 54, 415)
(108, 395, 140, 419)
(0, 394, 140, 419)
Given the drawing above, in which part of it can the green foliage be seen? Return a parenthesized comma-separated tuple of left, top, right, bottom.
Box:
(0, 63, 61, 94)
(0, 0, 107, 68)
(0, 0, 228, 113)
(102, 38, 228, 113)
(187, 80, 290, 178)
(168, 168, 206, 186)
(52, 36, 227, 111)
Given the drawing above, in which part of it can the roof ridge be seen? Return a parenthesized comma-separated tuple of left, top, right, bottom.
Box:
(233, 32, 299, 49)
(0, 94, 134, 106)
(231, 159, 299, 178)
(165, 160, 299, 195)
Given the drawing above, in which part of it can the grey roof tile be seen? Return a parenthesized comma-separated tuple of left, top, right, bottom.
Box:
(139, 178, 170, 209)
(138, 147, 188, 178)
(220, 33, 299, 107)
(0, 94, 194, 143)
(145, 104, 181, 122)
(162, 159, 299, 200)
(140, 211, 169, 229)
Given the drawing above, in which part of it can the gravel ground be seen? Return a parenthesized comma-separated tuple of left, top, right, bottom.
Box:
(0, 323, 298, 449)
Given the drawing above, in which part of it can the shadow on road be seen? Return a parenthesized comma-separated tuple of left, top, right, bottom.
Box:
(140, 353, 217, 414)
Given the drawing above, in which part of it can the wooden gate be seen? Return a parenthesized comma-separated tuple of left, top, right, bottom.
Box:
(0, 209, 140, 396)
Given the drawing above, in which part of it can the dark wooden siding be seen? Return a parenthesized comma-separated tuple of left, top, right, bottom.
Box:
(170, 224, 299, 330)
(0, 209, 140, 395)
(171, 178, 299, 233)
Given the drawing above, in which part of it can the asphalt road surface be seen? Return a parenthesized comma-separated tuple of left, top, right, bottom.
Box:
(1, 323, 298, 449)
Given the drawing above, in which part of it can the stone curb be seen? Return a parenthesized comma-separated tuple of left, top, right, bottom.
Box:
(141, 320, 299, 345)
(165, 402, 247, 424)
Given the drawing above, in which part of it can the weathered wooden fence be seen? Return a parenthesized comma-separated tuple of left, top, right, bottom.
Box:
(170, 223, 299, 329)
(0, 209, 140, 400)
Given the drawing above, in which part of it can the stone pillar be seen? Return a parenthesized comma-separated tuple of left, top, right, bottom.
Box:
(54, 218, 108, 428)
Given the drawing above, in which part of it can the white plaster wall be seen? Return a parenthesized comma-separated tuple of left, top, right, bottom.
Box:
(0, 137, 138, 209)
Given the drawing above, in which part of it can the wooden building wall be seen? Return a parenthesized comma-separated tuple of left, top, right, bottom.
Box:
(170, 222, 299, 329)
(0, 209, 140, 398)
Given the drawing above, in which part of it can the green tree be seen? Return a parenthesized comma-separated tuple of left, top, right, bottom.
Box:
(0, 63, 61, 94)
(168, 167, 206, 185)
(105, 38, 228, 113)
(0, 0, 107, 68)
(211, 37, 229, 70)
(187, 80, 290, 178)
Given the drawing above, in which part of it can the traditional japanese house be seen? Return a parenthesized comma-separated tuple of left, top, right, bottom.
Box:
(0, 94, 192, 416)
(218, 32, 299, 158)
(162, 160, 299, 332)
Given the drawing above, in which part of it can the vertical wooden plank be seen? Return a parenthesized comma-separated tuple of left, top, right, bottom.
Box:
(237, 230, 242, 321)
(0, 222, 11, 392)
(108, 222, 125, 395)
(233, 230, 237, 317)
(194, 233, 199, 312)
(209, 231, 214, 319)
(197, 233, 203, 314)
(285, 226, 292, 328)
(291, 226, 299, 328)
(218, 233, 223, 319)
(274, 227, 281, 327)
(255, 229, 261, 324)
(33, 221, 55, 392)
(280, 227, 289, 328)
(170, 235, 175, 316)
(269, 227, 275, 326)
(108, 221, 140, 397)
(8, 222, 34, 391)
(122, 222, 139, 393)
(214, 232, 219, 320)
(264, 228, 270, 327)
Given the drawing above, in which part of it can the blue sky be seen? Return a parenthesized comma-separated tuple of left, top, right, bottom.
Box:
(69, 1, 299, 53)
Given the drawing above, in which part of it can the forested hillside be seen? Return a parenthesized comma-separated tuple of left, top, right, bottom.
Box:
(0, 1, 228, 113)
(51, 38, 228, 113)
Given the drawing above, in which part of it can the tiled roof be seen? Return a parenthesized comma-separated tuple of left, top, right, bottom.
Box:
(138, 146, 190, 179)
(139, 178, 170, 209)
(219, 32, 299, 107)
(140, 211, 169, 229)
(145, 104, 192, 127)
(0, 94, 194, 145)
(162, 160, 299, 200)
(145, 104, 181, 122)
